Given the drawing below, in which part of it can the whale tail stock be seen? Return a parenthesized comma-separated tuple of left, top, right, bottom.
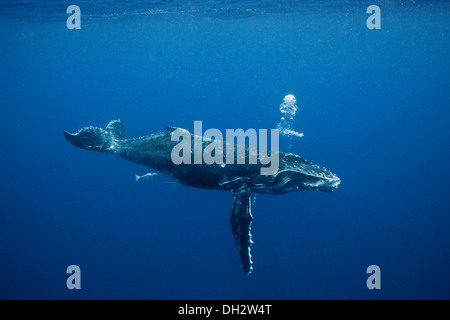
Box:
(63, 119, 125, 152)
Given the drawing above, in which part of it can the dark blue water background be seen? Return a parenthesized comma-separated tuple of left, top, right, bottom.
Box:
(0, 1, 449, 299)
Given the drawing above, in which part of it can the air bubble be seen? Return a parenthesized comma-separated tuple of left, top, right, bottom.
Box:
(277, 94, 303, 147)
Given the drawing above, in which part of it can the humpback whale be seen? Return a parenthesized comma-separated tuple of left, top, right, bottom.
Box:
(63, 120, 340, 274)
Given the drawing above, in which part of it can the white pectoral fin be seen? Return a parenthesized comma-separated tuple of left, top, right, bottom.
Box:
(230, 183, 253, 275)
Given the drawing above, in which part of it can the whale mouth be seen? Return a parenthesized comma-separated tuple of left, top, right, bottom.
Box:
(299, 174, 340, 192)
(260, 168, 340, 194)
(298, 161, 341, 192)
(317, 176, 341, 192)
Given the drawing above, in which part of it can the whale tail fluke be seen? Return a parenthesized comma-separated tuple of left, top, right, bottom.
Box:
(63, 119, 124, 153)
(135, 175, 140, 181)
(106, 119, 125, 139)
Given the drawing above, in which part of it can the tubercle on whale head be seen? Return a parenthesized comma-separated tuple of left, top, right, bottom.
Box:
(316, 174, 341, 192)
(300, 168, 341, 192)
(271, 154, 341, 193)
(272, 169, 341, 193)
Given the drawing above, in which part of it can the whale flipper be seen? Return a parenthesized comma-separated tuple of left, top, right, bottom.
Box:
(230, 183, 253, 275)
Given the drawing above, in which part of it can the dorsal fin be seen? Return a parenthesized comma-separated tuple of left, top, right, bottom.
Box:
(106, 119, 125, 139)
(165, 125, 179, 133)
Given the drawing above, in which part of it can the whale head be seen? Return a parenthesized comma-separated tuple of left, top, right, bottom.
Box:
(269, 153, 341, 193)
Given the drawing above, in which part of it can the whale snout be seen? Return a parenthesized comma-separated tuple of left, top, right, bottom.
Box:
(317, 175, 341, 192)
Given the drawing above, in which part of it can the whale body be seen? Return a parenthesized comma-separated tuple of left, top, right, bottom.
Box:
(63, 119, 340, 274)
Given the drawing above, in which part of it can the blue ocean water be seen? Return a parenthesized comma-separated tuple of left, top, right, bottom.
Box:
(0, 0, 449, 300)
